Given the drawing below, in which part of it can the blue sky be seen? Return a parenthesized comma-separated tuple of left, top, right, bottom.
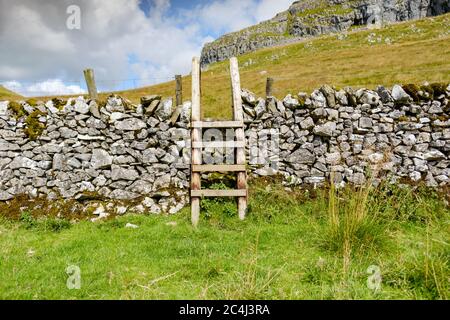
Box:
(140, 0, 202, 14)
(0, 0, 293, 96)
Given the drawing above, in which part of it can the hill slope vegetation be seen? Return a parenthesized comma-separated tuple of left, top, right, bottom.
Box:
(109, 13, 450, 119)
(0, 85, 22, 101)
(2, 14, 449, 120)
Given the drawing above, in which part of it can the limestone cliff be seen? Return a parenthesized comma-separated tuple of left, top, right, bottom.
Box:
(200, 0, 449, 67)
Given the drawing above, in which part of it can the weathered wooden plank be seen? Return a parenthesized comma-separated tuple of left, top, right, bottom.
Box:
(83, 69, 98, 100)
(191, 189, 247, 197)
(192, 141, 245, 148)
(192, 164, 246, 172)
(191, 121, 244, 128)
(266, 77, 274, 98)
(175, 75, 183, 106)
(191, 57, 202, 227)
(230, 57, 248, 221)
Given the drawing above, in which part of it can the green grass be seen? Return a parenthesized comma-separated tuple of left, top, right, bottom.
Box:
(0, 180, 448, 300)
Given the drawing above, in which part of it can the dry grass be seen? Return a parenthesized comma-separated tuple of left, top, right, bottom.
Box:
(0, 85, 22, 100)
(4, 14, 450, 120)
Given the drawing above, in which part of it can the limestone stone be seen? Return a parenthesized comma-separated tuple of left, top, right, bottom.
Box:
(313, 122, 336, 137)
(300, 117, 315, 130)
(392, 85, 412, 103)
(155, 98, 173, 121)
(109, 189, 140, 200)
(91, 149, 113, 169)
(320, 85, 336, 108)
(283, 94, 299, 109)
(111, 165, 139, 181)
(115, 118, 146, 131)
(0, 101, 8, 115)
(74, 99, 90, 114)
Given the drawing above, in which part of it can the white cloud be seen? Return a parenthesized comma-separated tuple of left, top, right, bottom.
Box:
(2, 81, 22, 93)
(255, 0, 293, 21)
(190, 0, 257, 33)
(26, 80, 85, 95)
(188, 0, 293, 35)
(3, 79, 85, 97)
(0, 0, 292, 96)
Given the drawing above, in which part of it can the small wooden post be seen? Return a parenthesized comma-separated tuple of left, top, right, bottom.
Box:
(191, 58, 202, 227)
(175, 75, 183, 106)
(230, 57, 247, 220)
(266, 77, 274, 98)
(83, 69, 98, 100)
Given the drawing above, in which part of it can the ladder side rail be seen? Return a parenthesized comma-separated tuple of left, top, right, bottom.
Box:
(191, 57, 202, 227)
(230, 57, 248, 220)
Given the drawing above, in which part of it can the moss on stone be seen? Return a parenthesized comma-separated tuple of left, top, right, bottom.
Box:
(52, 98, 66, 110)
(8, 101, 26, 118)
(25, 99, 38, 106)
(402, 84, 421, 102)
(430, 83, 448, 97)
(23, 110, 45, 141)
(437, 114, 449, 121)
(420, 83, 434, 100)
(298, 94, 307, 107)
(0, 196, 88, 222)
(123, 100, 137, 111)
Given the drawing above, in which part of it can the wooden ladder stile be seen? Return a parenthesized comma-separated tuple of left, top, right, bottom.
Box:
(190, 57, 248, 227)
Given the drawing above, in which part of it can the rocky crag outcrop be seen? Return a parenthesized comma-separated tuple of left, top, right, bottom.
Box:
(0, 82, 449, 217)
(201, 0, 450, 66)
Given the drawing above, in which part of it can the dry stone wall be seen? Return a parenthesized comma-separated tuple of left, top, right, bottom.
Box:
(0, 95, 192, 214)
(243, 83, 450, 188)
(0, 82, 449, 215)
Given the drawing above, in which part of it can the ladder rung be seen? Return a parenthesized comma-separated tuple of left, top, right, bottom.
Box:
(192, 164, 246, 172)
(191, 189, 247, 197)
(192, 141, 245, 148)
(191, 121, 244, 128)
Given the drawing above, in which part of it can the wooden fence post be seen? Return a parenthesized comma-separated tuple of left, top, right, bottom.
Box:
(175, 75, 182, 106)
(191, 58, 202, 227)
(170, 75, 184, 124)
(266, 77, 274, 98)
(83, 69, 98, 100)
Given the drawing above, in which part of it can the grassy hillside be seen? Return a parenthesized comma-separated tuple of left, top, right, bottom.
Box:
(6, 14, 450, 119)
(111, 13, 450, 119)
(0, 181, 448, 299)
(0, 85, 22, 101)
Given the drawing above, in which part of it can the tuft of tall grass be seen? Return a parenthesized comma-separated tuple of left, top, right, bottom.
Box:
(324, 178, 388, 273)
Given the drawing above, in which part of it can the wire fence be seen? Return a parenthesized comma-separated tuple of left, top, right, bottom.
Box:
(2, 65, 449, 98)
(0, 76, 176, 97)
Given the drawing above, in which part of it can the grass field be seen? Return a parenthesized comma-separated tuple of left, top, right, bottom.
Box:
(0, 180, 448, 300)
